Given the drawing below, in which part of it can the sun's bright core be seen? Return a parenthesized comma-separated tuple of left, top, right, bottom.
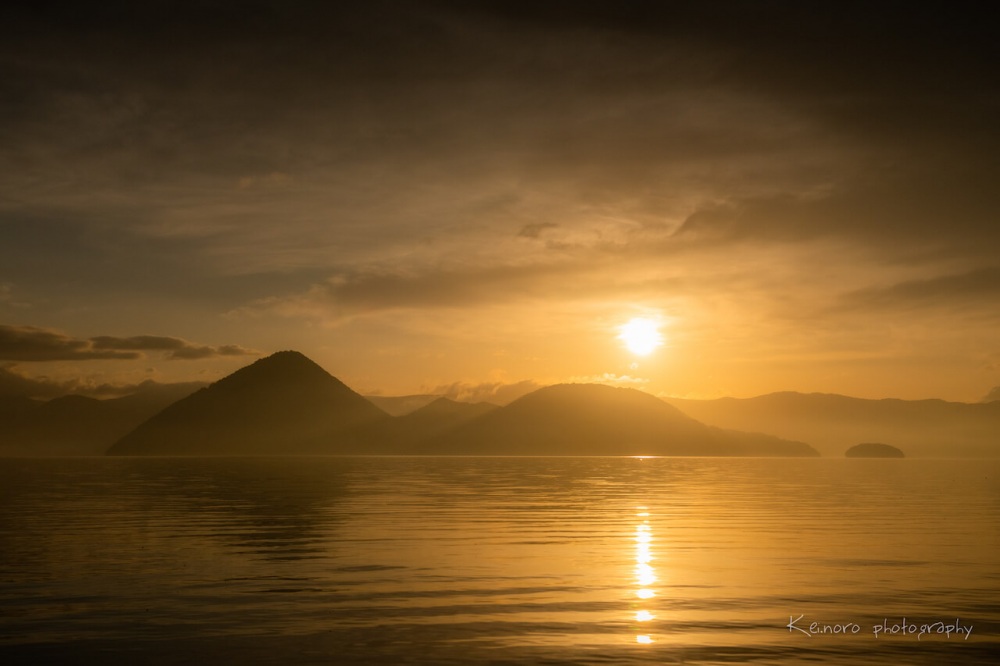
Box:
(618, 318, 663, 356)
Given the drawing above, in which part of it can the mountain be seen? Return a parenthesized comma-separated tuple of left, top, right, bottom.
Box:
(664, 392, 1000, 457)
(362, 397, 498, 453)
(846, 442, 904, 458)
(417, 383, 818, 457)
(0, 394, 41, 420)
(109, 381, 209, 414)
(108, 351, 389, 455)
(0, 385, 205, 456)
(365, 394, 442, 416)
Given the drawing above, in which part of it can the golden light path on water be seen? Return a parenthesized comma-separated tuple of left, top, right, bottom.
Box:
(634, 503, 657, 645)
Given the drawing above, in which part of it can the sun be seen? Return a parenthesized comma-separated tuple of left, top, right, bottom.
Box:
(618, 317, 664, 356)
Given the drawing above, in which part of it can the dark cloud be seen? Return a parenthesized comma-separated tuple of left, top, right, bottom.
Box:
(292, 264, 577, 315)
(518, 223, 559, 239)
(2, 0, 995, 287)
(3, 2, 993, 185)
(90, 335, 256, 360)
(91, 335, 204, 352)
(248, 248, 691, 320)
(672, 174, 1000, 259)
(0, 1, 997, 403)
(837, 267, 1000, 314)
(0, 325, 139, 361)
(0, 325, 257, 361)
(167, 344, 255, 360)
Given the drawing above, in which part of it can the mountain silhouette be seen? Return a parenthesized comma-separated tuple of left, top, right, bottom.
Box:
(106, 355, 816, 456)
(365, 394, 442, 416)
(665, 391, 1000, 457)
(845, 442, 905, 458)
(417, 383, 818, 456)
(362, 397, 498, 453)
(0, 384, 205, 456)
(108, 351, 388, 455)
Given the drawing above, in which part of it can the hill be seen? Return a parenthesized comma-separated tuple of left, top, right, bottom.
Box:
(664, 392, 1000, 457)
(362, 397, 498, 453)
(0, 384, 205, 456)
(365, 394, 442, 416)
(846, 442, 905, 458)
(108, 351, 389, 455)
(418, 383, 818, 457)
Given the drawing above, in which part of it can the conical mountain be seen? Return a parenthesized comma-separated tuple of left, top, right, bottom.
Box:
(419, 383, 818, 456)
(108, 351, 388, 455)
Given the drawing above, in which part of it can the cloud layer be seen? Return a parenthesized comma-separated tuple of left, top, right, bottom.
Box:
(0, 363, 205, 399)
(1, 2, 997, 400)
(0, 325, 257, 362)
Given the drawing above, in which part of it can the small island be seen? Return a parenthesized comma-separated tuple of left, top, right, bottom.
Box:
(845, 442, 905, 458)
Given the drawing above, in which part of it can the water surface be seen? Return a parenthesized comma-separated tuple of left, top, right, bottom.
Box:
(1, 457, 998, 664)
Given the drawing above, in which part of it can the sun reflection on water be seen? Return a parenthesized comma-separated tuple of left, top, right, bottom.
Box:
(633, 505, 656, 644)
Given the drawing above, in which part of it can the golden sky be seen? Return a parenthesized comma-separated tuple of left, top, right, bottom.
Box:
(1, 2, 997, 402)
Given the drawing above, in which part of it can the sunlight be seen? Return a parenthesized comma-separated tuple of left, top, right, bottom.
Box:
(633, 510, 658, 643)
(618, 317, 663, 356)
(636, 562, 657, 586)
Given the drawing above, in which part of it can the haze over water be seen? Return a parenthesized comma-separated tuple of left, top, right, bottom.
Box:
(2, 456, 997, 664)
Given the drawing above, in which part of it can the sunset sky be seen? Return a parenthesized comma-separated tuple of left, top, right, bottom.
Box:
(1, 1, 997, 403)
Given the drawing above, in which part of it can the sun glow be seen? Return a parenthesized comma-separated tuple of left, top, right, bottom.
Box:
(618, 318, 663, 356)
(633, 508, 657, 644)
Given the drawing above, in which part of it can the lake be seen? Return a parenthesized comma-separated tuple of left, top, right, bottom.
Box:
(1, 456, 998, 664)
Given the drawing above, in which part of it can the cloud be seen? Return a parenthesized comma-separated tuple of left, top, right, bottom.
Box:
(167, 344, 256, 360)
(0, 325, 140, 361)
(0, 2, 997, 404)
(672, 181, 1000, 259)
(1, 1, 995, 320)
(566, 373, 650, 386)
(430, 379, 544, 405)
(981, 386, 1000, 403)
(518, 223, 559, 239)
(0, 363, 206, 399)
(429, 375, 648, 405)
(90, 335, 257, 360)
(837, 267, 1000, 314)
(0, 325, 258, 362)
(235, 261, 596, 321)
(0, 363, 73, 397)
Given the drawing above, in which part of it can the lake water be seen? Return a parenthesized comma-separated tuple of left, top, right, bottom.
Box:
(1, 456, 998, 664)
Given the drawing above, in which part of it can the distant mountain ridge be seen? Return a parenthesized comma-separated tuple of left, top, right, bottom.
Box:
(423, 383, 816, 456)
(365, 394, 442, 416)
(361, 397, 499, 453)
(107, 351, 817, 457)
(0, 383, 205, 456)
(664, 391, 1000, 457)
(10, 352, 994, 458)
